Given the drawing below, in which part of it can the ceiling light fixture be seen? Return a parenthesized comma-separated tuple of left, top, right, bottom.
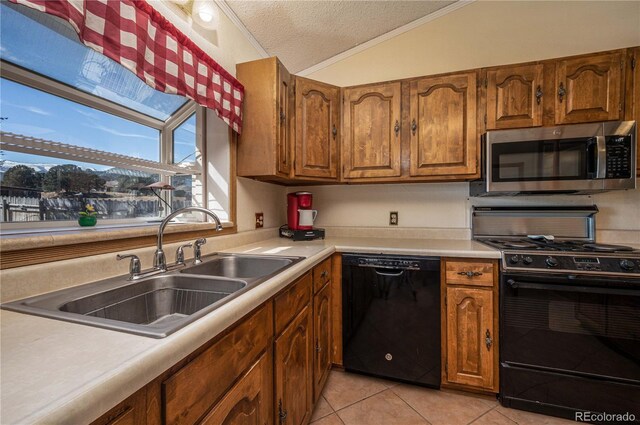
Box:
(192, 0, 219, 30)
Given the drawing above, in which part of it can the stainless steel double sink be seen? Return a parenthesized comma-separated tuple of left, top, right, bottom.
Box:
(1, 253, 304, 338)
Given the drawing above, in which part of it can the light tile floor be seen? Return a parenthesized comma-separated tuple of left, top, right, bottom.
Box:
(311, 370, 577, 425)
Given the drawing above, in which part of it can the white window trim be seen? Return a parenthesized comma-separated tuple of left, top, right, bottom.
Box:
(0, 60, 218, 231)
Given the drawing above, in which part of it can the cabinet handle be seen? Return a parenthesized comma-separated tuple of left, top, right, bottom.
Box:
(557, 82, 566, 103)
(278, 399, 288, 424)
(485, 329, 493, 350)
(280, 108, 286, 124)
(394, 120, 400, 136)
(316, 340, 322, 352)
(332, 124, 337, 140)
(411, 119, 417, 135)
(457, 271, 482, 278)
(535, 85, 543, 105)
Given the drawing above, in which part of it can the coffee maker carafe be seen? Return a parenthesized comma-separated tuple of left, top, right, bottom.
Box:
(281, 192, 325, 241)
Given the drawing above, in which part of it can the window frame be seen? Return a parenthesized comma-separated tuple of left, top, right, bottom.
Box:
(0, 59, 233, 232)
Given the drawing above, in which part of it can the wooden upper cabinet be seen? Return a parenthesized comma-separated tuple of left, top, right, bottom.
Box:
(486, 64, 544, 129)
(555, 51, 624, 124)
(277, 63, 293, 175)
(294, 77, 340, 179)
(445, 286, 495, 390)
(409, 72, 477, 177)
(236, 57, 293, 179)
(342, 82, 402, 179)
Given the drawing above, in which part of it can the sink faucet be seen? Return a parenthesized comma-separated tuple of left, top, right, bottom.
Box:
(153, 206, 223, 272)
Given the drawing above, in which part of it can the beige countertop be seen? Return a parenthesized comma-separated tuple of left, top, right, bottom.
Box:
(0, 237, 499, 424)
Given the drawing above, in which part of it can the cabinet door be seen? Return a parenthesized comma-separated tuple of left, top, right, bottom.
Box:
(275, 306, 313, 425)
(342, 83, 402, 179)
(200, 351, 272, 425)
(313, 282, 331, 401)
(409, 72, 477, 176)
(555, 52, 624, 124)
(294, 78, 340, 179)
(486, 64, 544, 129)
(445, 286, 495, 389)
(277, 61, 292, 176)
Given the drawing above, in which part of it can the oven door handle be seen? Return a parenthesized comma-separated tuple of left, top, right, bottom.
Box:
(506, 279, 640, 296)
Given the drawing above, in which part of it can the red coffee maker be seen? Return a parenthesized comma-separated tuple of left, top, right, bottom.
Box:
(287, 191, 313, 230)
(281, 192, 325, 241)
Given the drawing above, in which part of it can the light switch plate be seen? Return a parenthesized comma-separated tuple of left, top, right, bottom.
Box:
(389, 211, 398, 226)
(255, 212, 264, 228)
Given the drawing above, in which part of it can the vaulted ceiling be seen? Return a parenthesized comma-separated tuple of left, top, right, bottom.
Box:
(224, 1, 457, 73)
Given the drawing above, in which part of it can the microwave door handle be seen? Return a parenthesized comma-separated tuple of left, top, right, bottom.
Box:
(595, 135, 607, 179)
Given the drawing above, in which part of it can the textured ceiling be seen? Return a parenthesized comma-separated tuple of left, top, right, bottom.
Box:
(225, 0, 457, 73)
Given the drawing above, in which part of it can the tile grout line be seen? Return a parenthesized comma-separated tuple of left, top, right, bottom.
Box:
(466, 405, 515, 425)
(310, 395, 335, 423)
(388, 385, 434, 425)
(322, 374, 389, 413)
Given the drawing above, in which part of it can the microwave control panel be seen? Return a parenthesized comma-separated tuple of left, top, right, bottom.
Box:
(605, 135, 632, 179)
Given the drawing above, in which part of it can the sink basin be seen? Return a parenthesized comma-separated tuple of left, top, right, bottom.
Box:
(181, 253, 301, 281)
(2, 275, 247, 338)
(2, 253, 304, 338)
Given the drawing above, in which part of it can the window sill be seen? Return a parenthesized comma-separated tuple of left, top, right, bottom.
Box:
(0, 222, 236, 269)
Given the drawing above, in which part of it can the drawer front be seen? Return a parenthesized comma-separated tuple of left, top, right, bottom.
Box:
(163, 303, 273, 425)
(313, 257, 332, 293)
(445, 260, 495, 287)
(275, 272, 312, 335)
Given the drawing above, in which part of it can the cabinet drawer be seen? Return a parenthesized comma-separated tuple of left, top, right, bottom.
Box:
(313, 257, 332, 293)
(274, 272, 312, 335)
(445, 260, 495, 287)
(163, 303, 273, 425)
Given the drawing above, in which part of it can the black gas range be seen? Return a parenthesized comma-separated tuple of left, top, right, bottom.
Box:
(473, 206, 640, 423)
(478, 237, 640, 276)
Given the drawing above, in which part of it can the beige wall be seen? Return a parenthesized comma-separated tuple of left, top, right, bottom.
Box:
(156, 1, 285, 232)
(293, 0, 640, 242)
(292, 184, 640, 241)
(307, 1, 640, 86)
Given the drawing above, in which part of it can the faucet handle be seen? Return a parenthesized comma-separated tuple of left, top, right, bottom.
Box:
(117, 254, 141, 280)
(175, 243, 193, 265)
(193, 238, 207, 264)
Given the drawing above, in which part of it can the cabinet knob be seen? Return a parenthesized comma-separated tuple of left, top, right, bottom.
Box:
(278, 399, 288, 424)
(280, 108, 286, 123)
(535, 85, 543, 105)
(557, 83, 566, 103)
(457, 270, 482, 278)
(411, 119, 417, 135)
(332, 124, 337, 140)
(394, 120, 400, 136)
(485, 329, 493, 350)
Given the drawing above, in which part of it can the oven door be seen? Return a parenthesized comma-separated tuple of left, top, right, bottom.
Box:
(488, 136, 604, 193)
(501, 272, 640, 382)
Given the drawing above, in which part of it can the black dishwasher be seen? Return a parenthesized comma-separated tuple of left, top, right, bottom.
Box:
(342, 253, 441, 388)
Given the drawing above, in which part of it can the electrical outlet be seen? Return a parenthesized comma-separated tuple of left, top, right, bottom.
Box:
(255, 212, 264, 228)
(389, 211, 398, 226)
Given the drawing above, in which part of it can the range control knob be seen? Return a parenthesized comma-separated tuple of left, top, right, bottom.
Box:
(545, 256, 559, 268)
(620, 259, 636, 271)
(509, 255, 520, 264)
(523, 256, 534, 265)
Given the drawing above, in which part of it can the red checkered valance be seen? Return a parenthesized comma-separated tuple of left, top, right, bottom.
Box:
(8, 0, 244, 133)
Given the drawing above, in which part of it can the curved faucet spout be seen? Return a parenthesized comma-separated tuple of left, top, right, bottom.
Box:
(154, 207, 223, 270)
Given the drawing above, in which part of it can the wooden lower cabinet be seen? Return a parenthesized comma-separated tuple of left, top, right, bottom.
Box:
(90, 387, 147, 425)
(313, 282, 332, 401)
(445, 286, 494, 389)
(442, 258, 498, 393)
(200, 351, 273, 425)
(275, 306, 314, 425)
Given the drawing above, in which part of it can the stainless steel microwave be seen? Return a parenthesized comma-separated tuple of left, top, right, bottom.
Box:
(470, 121, 636, 196)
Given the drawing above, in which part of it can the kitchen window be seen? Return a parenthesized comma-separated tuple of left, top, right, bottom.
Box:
(0, 1, 231, 230)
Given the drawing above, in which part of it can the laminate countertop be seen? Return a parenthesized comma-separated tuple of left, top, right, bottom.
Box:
(0, 237, 499, 424)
